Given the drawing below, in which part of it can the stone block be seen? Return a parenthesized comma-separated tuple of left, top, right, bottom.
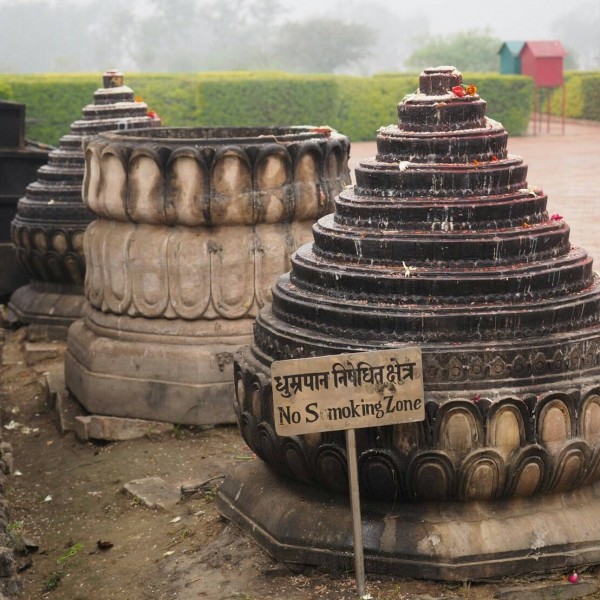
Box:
(24, 341, 65, 366)
(87, 415, 174, 442)
(0, 547, 16, 578)
(74, 416, 91, 442)
(122, 477, 180, 510)
(0, 443, 12, 476)
(495, 581, 598, 599)
(54, 390, 87, 436)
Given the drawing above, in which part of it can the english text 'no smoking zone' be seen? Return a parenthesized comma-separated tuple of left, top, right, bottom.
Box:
(271, 348, 425, 436)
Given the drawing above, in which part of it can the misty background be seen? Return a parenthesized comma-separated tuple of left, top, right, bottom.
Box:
(0, 0, 598, 74)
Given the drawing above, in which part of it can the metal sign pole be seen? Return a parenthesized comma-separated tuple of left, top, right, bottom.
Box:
(346, 428, 366, 598)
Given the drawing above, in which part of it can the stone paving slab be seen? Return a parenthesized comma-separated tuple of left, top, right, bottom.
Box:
(122, 476, 180, 511)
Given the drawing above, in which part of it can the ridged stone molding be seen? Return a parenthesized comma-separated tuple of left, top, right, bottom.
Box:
(8, 70, 160, 337)
(217, 67, 600, 579)
(65, 126, 351, 425)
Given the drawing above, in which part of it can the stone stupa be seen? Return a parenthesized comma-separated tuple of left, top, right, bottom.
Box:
(64, 125, 350, 425)
(8, 70, 160, 338)
(218, 67, 600, 579)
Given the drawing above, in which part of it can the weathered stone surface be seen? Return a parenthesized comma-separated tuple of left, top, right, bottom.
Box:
(0, 547, 16, 578)
(218, 460, 600, 581)
(87, 415, 174, 441)
(66, 125, 350, 425)
(123, 477, 180, 510)
(0, 100, 50, 298)
(24, 341, 65, 366)
(495, 582, 598, 599)
(225, 66, 600, 579)
(0, 443, 13, 476)
(54, 390, 86, 436)
(73, 416, 91, 442)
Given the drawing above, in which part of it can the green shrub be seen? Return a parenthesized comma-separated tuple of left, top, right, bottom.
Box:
(581, 75, 600, 121)
(129, 73, 201, 126)
(0, 80, 12, 100)
(463, 73, 533, 135)
(196, 73, 340, 129)
(0, 71, 534, 145)
(547, 71, 600, 121)
(334, 75, 417, 140)
(0, 74, 99, 145)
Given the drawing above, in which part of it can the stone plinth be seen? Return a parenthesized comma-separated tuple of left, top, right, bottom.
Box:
(65, 126, 350, 424)
(218, 67, 600, 577)
(0, 101, 51, 298)
(8, 70, 160, 336)
(219, 459, 600, 581)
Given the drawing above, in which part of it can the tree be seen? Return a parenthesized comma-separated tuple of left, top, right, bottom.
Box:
(273, 18, 376, 73)
(405, 30, 503, 73)
(330, 1, 428, 75)
(553, 1, 600, 70)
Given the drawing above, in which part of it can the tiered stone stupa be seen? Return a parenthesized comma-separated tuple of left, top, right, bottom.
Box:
(218, 67, 600, 579)
(65, 125, 350, 425)
(8, 70, 160, 337)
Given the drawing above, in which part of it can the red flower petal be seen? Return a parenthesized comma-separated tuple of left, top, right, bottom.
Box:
(451, 85, 466, 97)
(550, 213, 563, 221)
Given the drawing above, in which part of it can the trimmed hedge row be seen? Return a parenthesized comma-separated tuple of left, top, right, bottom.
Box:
(0, 80, 12, 100)
(548, 72, 600, 121)
(0, 72, 533, 146)
(0, 81, 13, 100)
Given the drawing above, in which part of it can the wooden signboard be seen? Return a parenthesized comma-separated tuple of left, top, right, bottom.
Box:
(272, 348, 424, 436)
(271, 347, 425, 598)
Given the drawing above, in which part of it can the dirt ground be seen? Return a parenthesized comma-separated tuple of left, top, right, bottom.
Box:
(1, 326, 600, 600)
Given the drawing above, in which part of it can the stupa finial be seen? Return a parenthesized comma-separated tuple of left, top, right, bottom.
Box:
(419, 65, 462, 95)
(102, 69, 124, 88)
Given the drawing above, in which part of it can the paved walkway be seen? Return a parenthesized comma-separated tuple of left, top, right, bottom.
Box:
(348, 119, 600, 260)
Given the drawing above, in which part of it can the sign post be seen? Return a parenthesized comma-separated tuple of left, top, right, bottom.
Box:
(271, 347, 425, 598)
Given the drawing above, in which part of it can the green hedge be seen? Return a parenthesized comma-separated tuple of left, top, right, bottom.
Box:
(581, 76, 600, 121)
(196, 73, 340, 129)
(548, 72, 600, 121)
(463, 73, 534, 137)
(0, 71, 534, 146)
(0, 80, 12, 100)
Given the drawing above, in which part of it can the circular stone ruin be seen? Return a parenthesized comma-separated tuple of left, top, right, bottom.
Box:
(218, 67, 600, 579)
(65, 126, 350, 425)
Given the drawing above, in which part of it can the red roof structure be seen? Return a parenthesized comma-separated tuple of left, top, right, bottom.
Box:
(521, 40, 567, 87)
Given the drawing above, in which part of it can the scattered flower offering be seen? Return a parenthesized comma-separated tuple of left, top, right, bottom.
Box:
(450, 83, 477, 97)
(568, 572, 579, 583)
(147, 110, 157, 118)
(551, 213, 563, 221)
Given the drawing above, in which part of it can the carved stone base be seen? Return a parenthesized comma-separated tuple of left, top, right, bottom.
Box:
(7, 281, 86, 339)
(217, 459, 600, 581)
(0, 243, 28, 299)
(65, 309, 254, 425)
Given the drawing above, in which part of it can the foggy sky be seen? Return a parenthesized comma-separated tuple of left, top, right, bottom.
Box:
(0, 0, 597, 74)
(289, 0, 589, 41)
